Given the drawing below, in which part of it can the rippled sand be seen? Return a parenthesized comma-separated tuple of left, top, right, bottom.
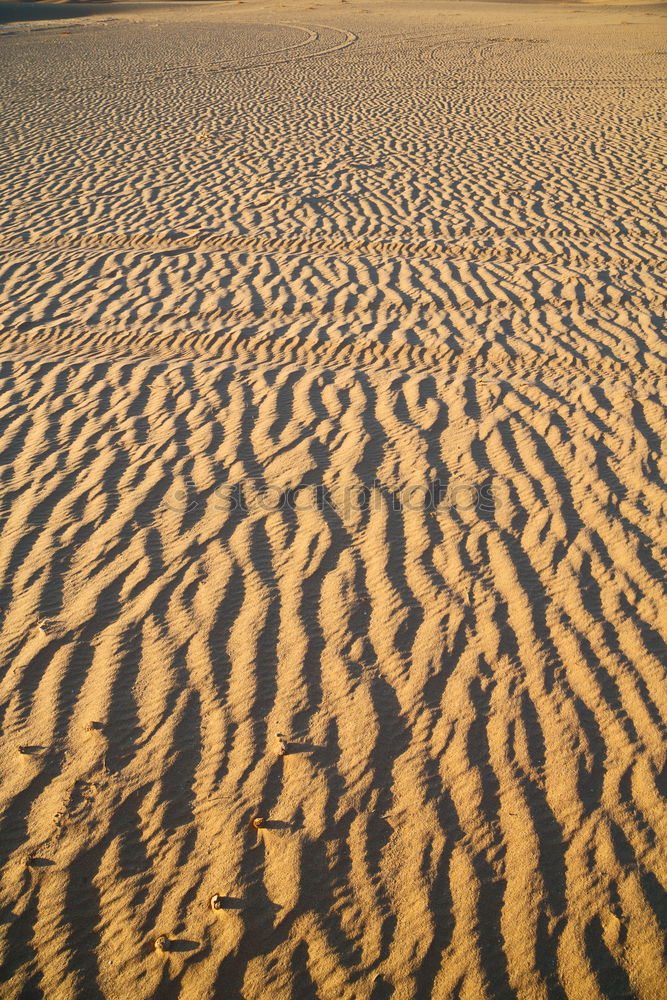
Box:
(0, 1, 666, 997)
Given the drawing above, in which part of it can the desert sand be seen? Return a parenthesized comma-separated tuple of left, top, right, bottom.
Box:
(0, 0, 666, 997)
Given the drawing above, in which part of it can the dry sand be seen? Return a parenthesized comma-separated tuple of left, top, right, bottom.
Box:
(0, 0, 666, 997)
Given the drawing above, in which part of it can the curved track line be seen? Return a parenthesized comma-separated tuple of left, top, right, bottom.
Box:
(426, 26, 509, 70)
(261, 21, 319, 57)
(224, 22, 358, 72)
(139, 22, 320, 82)
(203, 20, 320, 70)
(148, 21, 357, 80)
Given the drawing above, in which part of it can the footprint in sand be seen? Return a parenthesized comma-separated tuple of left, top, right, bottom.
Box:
(153, 935, 171, 955)
(26, 856, 54, 869)
(210, 894, 243, 912)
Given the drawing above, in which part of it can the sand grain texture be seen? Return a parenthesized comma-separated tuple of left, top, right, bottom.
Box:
(0, 1, 666, 998)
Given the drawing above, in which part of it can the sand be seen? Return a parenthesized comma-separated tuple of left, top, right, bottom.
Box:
(0, 0, 666, 997)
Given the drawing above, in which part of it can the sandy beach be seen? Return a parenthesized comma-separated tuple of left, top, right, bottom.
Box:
(0, 0, 666, 997)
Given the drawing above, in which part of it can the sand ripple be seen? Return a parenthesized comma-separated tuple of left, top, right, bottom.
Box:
(0, 3, 665, 998)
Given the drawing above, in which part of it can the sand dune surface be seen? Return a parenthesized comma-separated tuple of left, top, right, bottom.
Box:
(0, 1, 666, 997)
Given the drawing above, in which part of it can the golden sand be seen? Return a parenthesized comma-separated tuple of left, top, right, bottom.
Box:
(0, 1, 665, 997)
